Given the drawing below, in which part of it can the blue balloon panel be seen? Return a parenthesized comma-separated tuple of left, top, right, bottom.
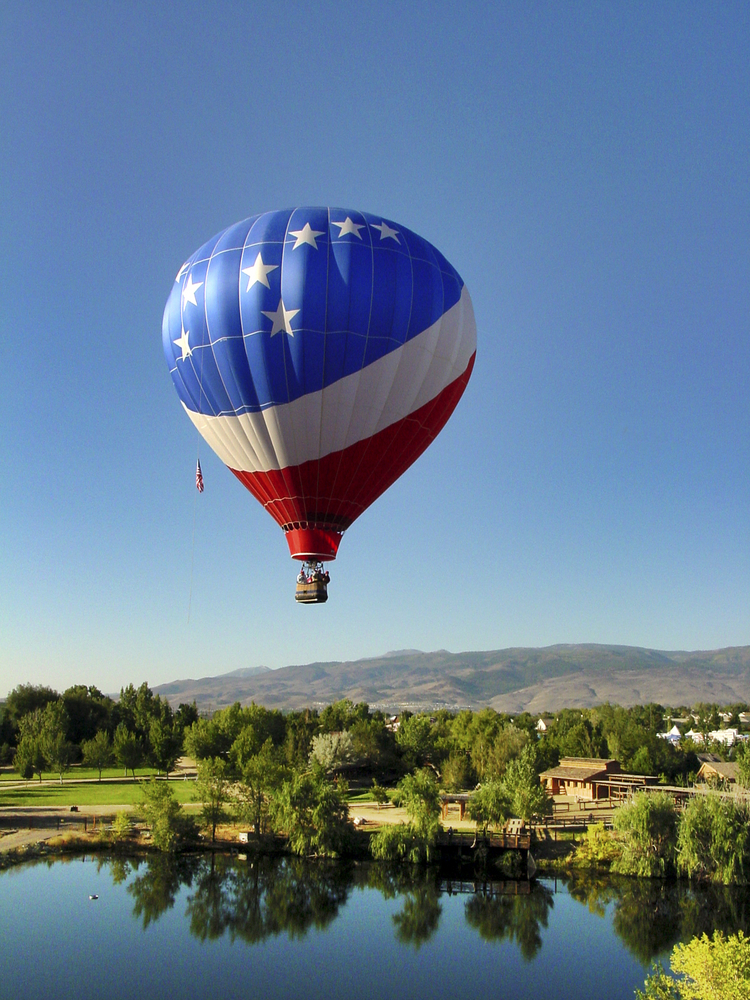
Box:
(163, 208, 464, 417)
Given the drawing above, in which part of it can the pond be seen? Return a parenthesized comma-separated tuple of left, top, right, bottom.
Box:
(1, 854, 748, 1000)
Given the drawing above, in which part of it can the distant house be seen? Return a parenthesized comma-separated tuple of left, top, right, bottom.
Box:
(739, 712, 750, 727)
(535, 717, 554, 733)
(697, 760, 740, 785)
(685, 728, 744, 747)
(539, 757, 621, 800)
(711, 729, 741, 747)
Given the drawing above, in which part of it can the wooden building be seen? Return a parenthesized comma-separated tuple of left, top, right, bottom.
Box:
(539, 757, 621, 800)
(697, 760, 739, 786)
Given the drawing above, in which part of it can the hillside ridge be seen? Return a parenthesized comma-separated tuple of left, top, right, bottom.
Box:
(153, 643, 750, 713)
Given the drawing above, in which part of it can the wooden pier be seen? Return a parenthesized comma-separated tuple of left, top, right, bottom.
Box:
(437, 818, 532, 873)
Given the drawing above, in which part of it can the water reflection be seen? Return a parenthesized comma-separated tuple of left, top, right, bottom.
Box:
(366, 865, 442, 949)
(392, 884, 442, 949)
(128, 854, 200, 929)
(566, 873, 750, 964)
(86, 853, 750, 965)
(464, 883, 554, 960)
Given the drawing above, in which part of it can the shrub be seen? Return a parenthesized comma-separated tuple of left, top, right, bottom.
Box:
(612, 792, 677, 878)
(677, 794, 750, 885)
(573, 822, 620, 868)
(637, 930, 750, 1000)
(110, 811, 132, 842)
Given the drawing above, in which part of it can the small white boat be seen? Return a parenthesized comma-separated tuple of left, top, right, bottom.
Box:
(89, 894, 99, 901)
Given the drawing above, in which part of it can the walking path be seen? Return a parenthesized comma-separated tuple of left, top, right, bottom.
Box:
(0, 804, 128, 852)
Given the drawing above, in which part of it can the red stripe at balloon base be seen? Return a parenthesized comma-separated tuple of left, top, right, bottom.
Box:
(230, 354, 475, 561)
(284, 526, 343, 562)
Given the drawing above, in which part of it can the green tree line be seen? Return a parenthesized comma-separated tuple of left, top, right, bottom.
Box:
(4, 686, 748, 789)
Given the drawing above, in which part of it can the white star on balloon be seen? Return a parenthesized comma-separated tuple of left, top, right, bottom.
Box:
(371, 221, 400, 242)
(289, 223, 325, 249)
(261, 298, 300, 336)
(175, 261, 189, 283)
(174, 326, 191, 361)
(242, 252, 278, 291)
(182, 274, 203, 308)
(332, 217, 365, 239)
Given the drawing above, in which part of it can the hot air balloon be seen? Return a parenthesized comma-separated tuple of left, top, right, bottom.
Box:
(162, 208, 476, 602)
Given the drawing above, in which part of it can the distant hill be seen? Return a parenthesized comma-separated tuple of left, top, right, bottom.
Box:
(153, 644, 750, 713)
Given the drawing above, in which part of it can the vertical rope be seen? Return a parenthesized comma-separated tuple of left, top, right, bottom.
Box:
(187, 444, 200, 624)
(188, 298, 207, 624)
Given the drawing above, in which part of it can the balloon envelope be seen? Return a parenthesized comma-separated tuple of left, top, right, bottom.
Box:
(163, 207, 476, 561)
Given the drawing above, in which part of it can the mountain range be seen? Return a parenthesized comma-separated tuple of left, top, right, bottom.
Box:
(153, 644, 750, 714)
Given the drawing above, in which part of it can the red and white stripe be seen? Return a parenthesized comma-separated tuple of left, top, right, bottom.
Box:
(184, 285, 476, 560)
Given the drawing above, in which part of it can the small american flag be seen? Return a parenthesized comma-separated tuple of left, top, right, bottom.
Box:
(196, 459, 204, 493)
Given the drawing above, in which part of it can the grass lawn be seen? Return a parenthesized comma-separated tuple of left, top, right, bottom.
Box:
(346, 788, 396, 803)
(0, 766, 160, 783)
(0, 778, 198, 808)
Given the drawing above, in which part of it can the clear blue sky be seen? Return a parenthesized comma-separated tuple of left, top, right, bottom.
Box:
(2, 1, 748, 698)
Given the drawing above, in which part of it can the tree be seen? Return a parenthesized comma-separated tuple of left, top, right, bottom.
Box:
(677, 795, 750, 885)
(174, 701, 199, 736)
(13, 702, 73, 782)
(61, 684, 114, 745)
(735, 742, 750, 789)
(5, 684, 59, 729)
(637, 930, 750, 1000)
(149, 717, 181, 777)
(81, 730, 115, 781)
(349, 716, 396, 772)
(502, 744, 551, 822)
(239, 702, 286, 747)
(141, 778, 190, 852)
(393, 769, 441, 840)
(272, 770, 352, 857)
(468, 779, 512, 835)
(612, 792, 678, 878)
(0, 703, 14, 765)
(371, 779, 390, 809)
(309, 731, 355, 772)
(229, 723, 264, 772)
(483, 724, 530, 780)
(114, 722, 143, 778)
(318, 698, 369, 733)
(183, 718, 228, 762)
(194, 758, 231, 843)
(283, 709, 319, 768)
(441, 752, 476, 792)
(235, 740, 286, 837)
(13, 736, 44, 781)
(41, 701, 75, 784)
(450, 708, 503, 780)
(118, 682, 163, 738)
(371, 769, 441, 863)
(396, 715, 437, 770)
(14, 708, 47, 781)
